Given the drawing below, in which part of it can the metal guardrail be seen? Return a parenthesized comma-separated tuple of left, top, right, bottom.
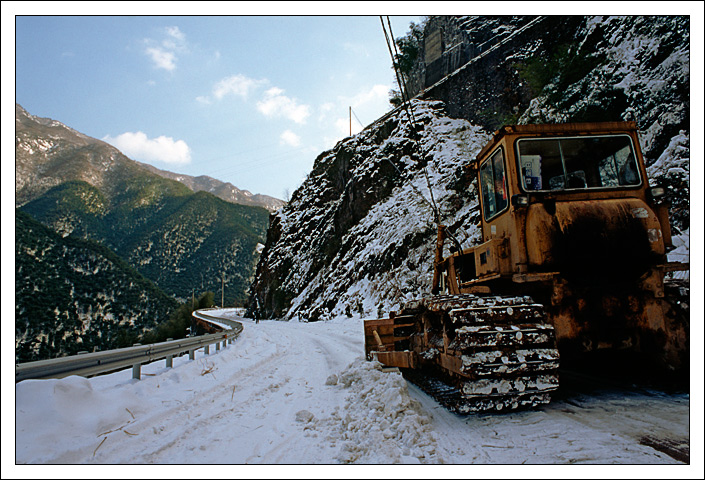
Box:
(193, 310, 243, 331)
(15, 310, 243, 383)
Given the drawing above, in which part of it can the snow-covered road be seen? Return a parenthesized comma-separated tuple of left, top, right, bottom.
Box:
(14, 310, 697, 471)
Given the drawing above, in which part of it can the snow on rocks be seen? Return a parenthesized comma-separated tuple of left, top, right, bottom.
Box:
(255, 99, 489, 322)
(667, 228, 689, 281)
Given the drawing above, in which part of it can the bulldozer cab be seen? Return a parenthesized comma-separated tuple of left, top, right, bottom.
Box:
(433, 121, 674, 295)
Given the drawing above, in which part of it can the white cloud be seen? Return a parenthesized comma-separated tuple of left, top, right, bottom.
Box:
(334, 117, 363, 137)
(317, 84, 393, 139)
(342, 41, 369, 57)
(164, 26, 185, 42)
(213, 74, 266, 100)
(145, 47, 176, 71)
(280, 130, 301, 147)
(318, 102, 335, 121)
(257, 87, 310, 124)
(103, 132, 192, 165)
(350, 84, 390, 108)
(144, 25, 187, 72)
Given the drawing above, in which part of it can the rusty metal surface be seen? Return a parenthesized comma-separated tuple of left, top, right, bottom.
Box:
(525, 198, 666, 280)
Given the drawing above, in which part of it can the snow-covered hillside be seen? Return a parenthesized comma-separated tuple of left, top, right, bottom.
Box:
(251, 100, 490, 321)
(14, 310, 695, 470)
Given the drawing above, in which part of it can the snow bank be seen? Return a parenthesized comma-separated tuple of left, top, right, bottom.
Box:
(317, 359, 443, 464)
(15, 375, 143, 463)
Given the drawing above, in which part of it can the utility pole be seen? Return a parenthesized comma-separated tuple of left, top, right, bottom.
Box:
(221, 275, 225, 307)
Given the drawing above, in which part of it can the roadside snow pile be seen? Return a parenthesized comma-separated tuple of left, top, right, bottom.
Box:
(13, 313, 694, 468)
(318, 358, 444, 464)
(15, 375, 142, 464)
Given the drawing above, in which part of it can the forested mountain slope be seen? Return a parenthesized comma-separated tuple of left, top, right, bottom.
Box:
(15, 210, 178, 362)
(16, 104, 271, 304)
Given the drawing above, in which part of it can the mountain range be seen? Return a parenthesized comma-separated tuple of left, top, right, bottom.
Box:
(16, 102, 273, 306)
(16, 103, 279, 359)
(15, 103, 283, 211)
(136, 161, 285, 212)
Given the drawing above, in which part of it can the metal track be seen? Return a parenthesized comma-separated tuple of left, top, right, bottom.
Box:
(403, 369, 554, 414)
(401, 294, 560, 413)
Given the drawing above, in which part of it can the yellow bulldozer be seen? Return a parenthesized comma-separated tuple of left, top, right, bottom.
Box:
(364, 121, 689, 413)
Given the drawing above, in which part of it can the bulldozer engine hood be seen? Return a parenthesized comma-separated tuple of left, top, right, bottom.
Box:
(525, 198, 665, 284)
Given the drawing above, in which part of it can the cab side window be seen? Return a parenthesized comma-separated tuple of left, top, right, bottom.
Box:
(480, 148, 508, 220)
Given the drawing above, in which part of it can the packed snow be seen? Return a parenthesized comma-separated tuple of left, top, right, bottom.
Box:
(11, 309, 701, 476)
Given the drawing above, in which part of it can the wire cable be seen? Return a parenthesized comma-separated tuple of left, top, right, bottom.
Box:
(380, 16, 464, 253)
(380, 16, 443, 225)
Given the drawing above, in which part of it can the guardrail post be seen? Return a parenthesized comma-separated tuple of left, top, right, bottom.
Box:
(189, 349, 195, 360)
(204, 344, 210, 355)
(215, 341, 221, 352)
(132, 343, 142, 380)
(166, 339, 174, 368)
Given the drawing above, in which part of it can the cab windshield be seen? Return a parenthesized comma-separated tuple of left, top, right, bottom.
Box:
(516, 134, 640, 192)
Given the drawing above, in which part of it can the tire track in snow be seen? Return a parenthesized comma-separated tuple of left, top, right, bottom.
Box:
(84, 323, 294, 463)
(406, 373, 687, 464)
(141, 324, 307, 463)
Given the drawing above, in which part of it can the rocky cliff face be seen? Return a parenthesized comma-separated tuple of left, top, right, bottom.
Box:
(249, 15, 690, 321)
(250, 101, 488, 320)
(416, 16, 689, 170)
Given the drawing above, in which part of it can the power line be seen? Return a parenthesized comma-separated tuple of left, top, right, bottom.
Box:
(350, 107, 365, 129)
(380, 17, 463, 253)
(380, 16, 441, 225)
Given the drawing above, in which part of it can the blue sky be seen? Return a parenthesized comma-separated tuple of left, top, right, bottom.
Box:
(10, 11, 424, 200)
